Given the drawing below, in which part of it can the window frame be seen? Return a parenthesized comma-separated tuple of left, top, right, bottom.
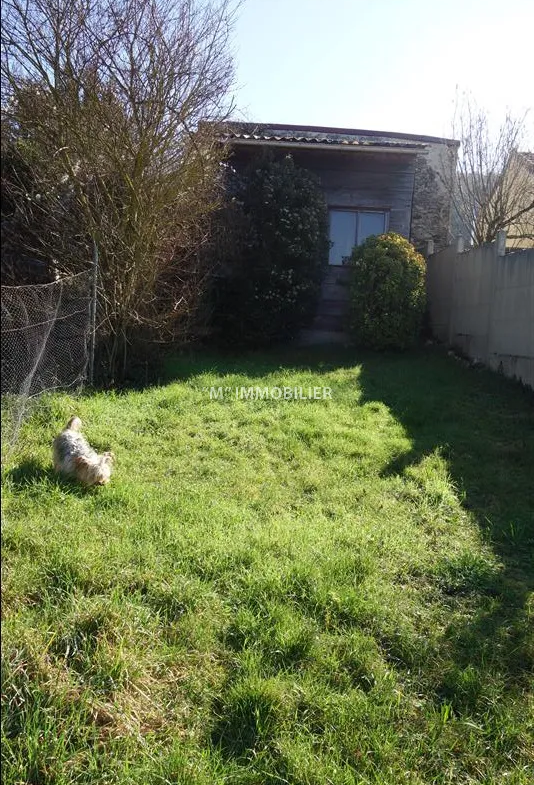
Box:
(328, 207, 390, 266)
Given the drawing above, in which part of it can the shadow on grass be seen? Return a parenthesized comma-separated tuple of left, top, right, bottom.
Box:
(355, 351, 534, 702)
(172, 345, 533, 713)
(160, 344, 362, 385)
(210, 680, 281, 762)
(163, 344, 533, 563)
(5, 458, 97, 497)
(358, 352, 534, 556)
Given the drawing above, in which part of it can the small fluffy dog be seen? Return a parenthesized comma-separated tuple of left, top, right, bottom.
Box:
(53, 416, 114, 486)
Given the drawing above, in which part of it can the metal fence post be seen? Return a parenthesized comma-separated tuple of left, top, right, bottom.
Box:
(88, 240, 98, 386)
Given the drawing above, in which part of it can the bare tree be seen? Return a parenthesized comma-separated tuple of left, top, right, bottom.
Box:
(1, 0, 237, 381)
(443, 94, 534, 247)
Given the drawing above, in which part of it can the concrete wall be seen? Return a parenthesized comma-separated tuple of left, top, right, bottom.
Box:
(426, 242, 456, 342)
(427, 238, 534, 388)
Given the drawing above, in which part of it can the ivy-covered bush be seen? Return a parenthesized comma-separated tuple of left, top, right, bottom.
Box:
(213, 154, 329, 347)
(348, 232, 426, 349)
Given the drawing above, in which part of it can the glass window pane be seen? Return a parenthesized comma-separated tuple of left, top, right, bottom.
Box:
(358, 212, 386, 244)
(329, 210, 357, 265)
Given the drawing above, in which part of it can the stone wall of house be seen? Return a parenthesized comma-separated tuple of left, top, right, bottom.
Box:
(411, 151, 452, 253)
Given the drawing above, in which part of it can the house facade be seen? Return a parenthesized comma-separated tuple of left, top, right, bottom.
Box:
(223, 123, 459, 332)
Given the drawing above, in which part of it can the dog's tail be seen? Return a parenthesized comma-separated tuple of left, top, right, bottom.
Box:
(66, 416, 82, 431)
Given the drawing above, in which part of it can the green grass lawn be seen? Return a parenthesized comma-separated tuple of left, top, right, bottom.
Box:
(2, 346, 533, 785)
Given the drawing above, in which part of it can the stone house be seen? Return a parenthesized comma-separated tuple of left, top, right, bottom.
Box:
(223, 122, 459, 333)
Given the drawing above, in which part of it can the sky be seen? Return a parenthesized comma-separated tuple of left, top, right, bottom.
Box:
(229, 0, 534, 143)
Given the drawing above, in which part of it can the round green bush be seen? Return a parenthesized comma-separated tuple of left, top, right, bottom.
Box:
(349, 232, 426, 349)
(213, 154, 329, 347)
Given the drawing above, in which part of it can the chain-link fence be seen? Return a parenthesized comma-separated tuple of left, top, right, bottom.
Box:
(1, 269, 94, 464)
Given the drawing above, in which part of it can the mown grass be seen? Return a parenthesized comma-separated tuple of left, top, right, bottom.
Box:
(2, 346, 533, 784)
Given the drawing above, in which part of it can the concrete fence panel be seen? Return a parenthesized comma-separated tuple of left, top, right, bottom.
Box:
(487, 249, 534, 386)
(427, 239, 534, 389)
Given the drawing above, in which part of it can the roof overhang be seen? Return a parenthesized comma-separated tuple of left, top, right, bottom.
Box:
(226, 138, 426, 155)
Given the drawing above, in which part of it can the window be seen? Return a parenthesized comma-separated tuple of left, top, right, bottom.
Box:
(328, 209, 388, 265)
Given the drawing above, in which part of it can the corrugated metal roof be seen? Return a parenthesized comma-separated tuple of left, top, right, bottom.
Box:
(217, 121, 462, 147)
(223, 130, 427, 150)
